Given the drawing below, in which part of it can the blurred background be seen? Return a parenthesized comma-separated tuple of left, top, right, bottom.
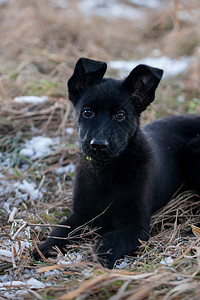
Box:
(0, 0, 200, 118)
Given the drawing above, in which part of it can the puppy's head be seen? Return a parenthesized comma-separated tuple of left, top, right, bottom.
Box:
(68, 58, 163, 161)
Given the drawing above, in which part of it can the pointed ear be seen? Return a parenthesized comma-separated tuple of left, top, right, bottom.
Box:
(67, 58, 107, 106)
(123, 64, 163, 113)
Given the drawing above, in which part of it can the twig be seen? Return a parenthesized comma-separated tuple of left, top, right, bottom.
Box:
(41, 104, 56, 132)
(38, 175, 46, 190)
(27, 289, 43, 300)
(5, 220, 71, 267)
(27, 223, 70, 228)
(170, 183, 185, 200)
(109, 279, 132, 300)
(173, 0, 179, 29)
(11, 242, 17, 268)
(13, 222, 27, 240)
(55, 102, 71, 135)
(11, 222, 28, 268)
(8, 207, 18, 223)
(1, 227, 13, 241)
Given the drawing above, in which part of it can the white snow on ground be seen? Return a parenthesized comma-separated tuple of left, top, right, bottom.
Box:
(0, 251, 86, 298)
(160, 256, 174, 266)
(19, 136, 55, 160)
(109, 56, 191, 78)
(79, 0, 144, 20)
(50, 0, 68, 8)
(129, 0, 161, 8)
(0, 249, 12, 258)
(16, 179, 43, 201)
(0, 239, 31, 262)
(0, 0, 7, 5)
(0, 133, 76, 213)
(51, 0, 164, 18)
(14, 96, 48, 104)
(55, 163, 75, 175)
(0, 179, 43, 213)
(0, 267, 52, 298)
(82, 268, 94, 278)
(66, 127, 74, 135)
(115, 257, 129, 269)
(14, 239, 32, 253)
(0, 278, 46, 290)
(57, 252, 83, 265)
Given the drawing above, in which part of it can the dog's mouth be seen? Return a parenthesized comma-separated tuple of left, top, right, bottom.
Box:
(81, 143, 113, 163)
(89, 151, 112, 163)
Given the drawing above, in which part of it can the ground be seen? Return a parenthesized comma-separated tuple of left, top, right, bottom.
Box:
(0, 0, 200, 299)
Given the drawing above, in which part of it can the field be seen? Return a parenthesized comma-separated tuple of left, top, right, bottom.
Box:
(0, 0, 200, 299)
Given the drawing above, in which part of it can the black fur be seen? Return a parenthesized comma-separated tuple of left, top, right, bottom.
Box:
(33, 58, 200, 269)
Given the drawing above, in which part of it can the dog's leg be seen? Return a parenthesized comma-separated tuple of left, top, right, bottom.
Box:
(183, 135, 200, 191)
(94, 227, 149, 269)
(32, 213, 86, 260)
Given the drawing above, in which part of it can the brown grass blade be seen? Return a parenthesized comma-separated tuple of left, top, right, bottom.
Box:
(34, 244, 48, 262)
(38, 265, 70, 273)
(191, 224, 200, 239)
(58, 273, 113, 300)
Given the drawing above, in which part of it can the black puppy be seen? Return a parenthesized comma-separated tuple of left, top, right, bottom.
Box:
(33, 58, 200, 268)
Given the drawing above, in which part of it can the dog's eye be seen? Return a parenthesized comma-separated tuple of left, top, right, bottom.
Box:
(115, 110, 126, 121)
(82, 107, 94, 118)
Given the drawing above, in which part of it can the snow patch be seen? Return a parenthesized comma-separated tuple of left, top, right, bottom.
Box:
(57, 252, 83, 265)
(13, 239, 32, 253)
(82, 268, 94, 278)
(55, 163, 75, 175)
(115, 257, 129, 269)
(0, 278, 46, 290)
(129, 0, 161, 8)
(109, 56, 191, 78)
(79, 0, 144, 20)
(20, 136, 55, 159)
(193, 98, 200, 104)
(177, 95, 185, 103)
(0, 0, 7, 5)
(50, 0, 68, 8)
(16, 179, 42, 201)
(0, 249, 12, 258)
(66, 127, 74, 135)
(0, 178, 43, 213)
(160, 256, 174, 266)
(14, 96, 48, 104)
(26, 278, 46, 289)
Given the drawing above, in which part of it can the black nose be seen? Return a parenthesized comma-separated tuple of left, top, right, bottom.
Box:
(90, 138, 109, 151)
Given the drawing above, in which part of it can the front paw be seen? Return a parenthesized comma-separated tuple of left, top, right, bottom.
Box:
(96, 252, 116, 269)
(32, 241, 58, 261)
(94, 240, 116, 269)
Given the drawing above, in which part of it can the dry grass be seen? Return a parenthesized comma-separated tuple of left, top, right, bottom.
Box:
(0, 91, 199, 300)
(0, 0, 200, 299)
(0, 0, 200, 99)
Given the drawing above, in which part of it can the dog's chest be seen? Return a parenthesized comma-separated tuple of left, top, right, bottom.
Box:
(75, 158, 139, 213)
